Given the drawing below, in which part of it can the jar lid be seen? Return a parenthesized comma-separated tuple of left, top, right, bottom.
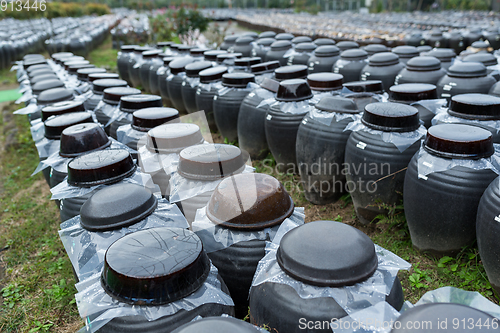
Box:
(389, 83, 438, 103)
(189, 48, 209, 57)
(340, 48, 368, 61)
(251, 60, 280, 74)
(259, 31, 277, 39)
(169, 57, 195, 74)
(447, 62, 487, 78)
(313, 38, 336, 46)
(424, 123, 494, 159)
(120, 45, 137, 52)
(67, 149, 136, 187)
(199, 66, 228, 83)
(134, 46, 153, 53)
(30, 74, 59, 85)
(274, 64, 308, 81)
(270, 40, 292, 51)
(37, 87, 73, 105)
(307, 73, 343, 91)
(147, 123, 204, 153)
(64, 60, 90, 70)
(392, 45, 419, 58)
(28, 68, 55, 78)
(295, 42, 317, 53)
(417, 45, 433, 53)
(368, 52, 400, 66)
(315, 96, 360, 114)
(292, 36, 312, 44)
(260, 77, 280, 93)
(204, 50, 227, 62)
(178, 144, 248, 180)
(119, 94, 163, 113)
(132, 107, 180, 131)
(68, 63, 94, 75)
(59, 122, 110, 157)
(93, 78, 128, 94)
(362, 102, 420, 132)
(44, 112, 93, 139)
(314, 45, 340, 57)
(405, 56, 442, 71)
(222, 72, 255, 88)
(216, 53, 243, 65)
(336, 40, 360, 51)
(223, 35, 239, 43)
(41, 100, 85, 121)
(27, 64, 51, 73)
(430, 29, 443, 37)
(32, 79, 64, 95)
(344, 80, 384, 93)
(171, 316, 262, 333)
(235, 36, 254, 45)
(463, 53, 498, 67)
(276, 221, 378, 287)
(363, 44, 389, 55)
(276, 78, 313, 102)
(88, 73, 119, 82)
(23, 58, 46, 69)
(157, 41, 172, 48)
(256, 37, 275, 47)
(472, 40, 489, 49)
(448, 94, 500, 120)
(142, 49, 161, 59)
(162, 56, 176, 66)
(275, 33, 294, 41)
(103, 87, 141, 105)
(80, 183, 157, 231)
(425, 48, 456, 62)
(170, 44, 181, 51)
(234, 57, 261, 67)
(77, 67, 106, 81)
(101, 227, 210, 305)
(185, 61, 213, 78)
(206, 173, 294, 230)
(51, 51, 73, 60)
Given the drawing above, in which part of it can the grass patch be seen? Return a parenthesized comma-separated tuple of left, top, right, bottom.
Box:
(0, 68, 17, 88)
(87, 35, 118, 72)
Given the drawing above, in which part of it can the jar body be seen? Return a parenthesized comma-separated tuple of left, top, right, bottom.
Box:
(167, 75, 188, 114)
(233, 44, 252, 57)
(157, 67, 172, 106)
(333, 59, 367, 83)
(265, 50, 289, 66)
(308, 55, 339, 74)
(117, 51, 131, 84)
(139, 59, 153, 92)
(287, 53, 311, 66)
(436, 75, 496, 100)
(84, 93, 103, 112)
(110, 116, 132, 140)
(60, 191, 94, 222)
(237, 91, 270, 160)
(178, 190, 214, 224)
(360, 63, 405, 91)
(181, 80, 200, 114)
(128, 54, 143, 88)
(195, 84, 219, 131)
(394, 68, 447, 85)
(149, 59, 163, 96)
(213, 88, 250, 142)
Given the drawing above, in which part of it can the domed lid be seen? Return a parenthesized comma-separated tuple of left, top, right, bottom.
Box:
(59, 122, 110, 157)
(405, 56, 442, 71)
(68, 63, 94, 75)
(37, 87, 73, 105)
(30, 74, 59, 85)
(362, 102, 420, 132)
(67, 149, 136, 187)
(392, 45, 419, 58)
(448, 94, 500, 120)
(426, 48, 456, 62)
(24, 54, 44, 61)
(336, 41, 360, 51)
(120, 45, 137, 52)
(243, 31, 258, 40)
(417, 45, 433, 53)
(391, 303, 497, 333)
(447, 62, 487, 78)
(389, 83, 438, 103)
(185, 61, 213, 78)
(132, 107, 180, 131)
(28, 68, 54, 78)
(340, 48, 368, 60)
(88, 73, 119, 82)
(206, 173, 294, 230)
(32, 79, 64, 95)
(119, 94, 163, 113)
(234, 57, 261, 67)
(199, 66, 228, 83)
(295, 42, 317, 53)
(275, 33, 294, 41)
(343, 80, 384, 93)
(44, 112, 93, 139)
(270, 40, 292, 51)
(256, 37, 275, 47)
(223, 35, 239, 43)
(171, 316, 263, 333)
(64, 60, 90, 70)
(314, 45, 340, 57)
(424, 123, 494, 159)
(472, 40, 489, 49)
(147, 123, 204, 153)
(307, 73, 343, 91)
(274, 64, 308, 81)
(41, 100, 85, 121)
(216, 53, 243, 64)
(463, 53, 498, 67)
(101, 227, 210, 305)
(251, 60, 280, 74)
(62, 56, 85, 64)
(77, 67, 106, 81)
(178, 144, 248, 180)
(314, 38, 336, 46)
(276, 221, 378, 287)
(235, 36, 254, 45)
(259, 31, 277, 39)
(169, 57, 195, 74)
(222, 72, 255, 87)
(276, 78, 313, 102)
(157, 41, 172, 48)
(142, 49, 161, 59)
(190, 48, 210, 57)
(162, 56, 176, 66)
(23, 57, 46, 69)
(51, 51, 73, 59)
(170, 44, 181, 51)
(315, 96, 360, 114)
(292, 36, 312, 44)
(369, 52, 400, 66)
(134, 45, 153, 53)
(260, 77, 280, 93)
(92, 78, 128, 94)
(204, 50, 227, 62)
(103, 87, 141, 105)
(80, 183, 157, 231)
(27, 64, 51, 73)
(363, 44, 389, 55)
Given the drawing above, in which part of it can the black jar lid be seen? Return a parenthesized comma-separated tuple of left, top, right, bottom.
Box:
(51, 51, 73, 60)
(417, 45, 433, 53)
(189, 48, 209, 57)
(199, 66, 228, 83)
(274, 64, 308, 81)
(314, 38, 336, 46)
(169, 57, 195, 75)
(389, 83, 438, 103)
(119, 94, 163, 113)
(88, 73, 119, 82)
(275, 33, 294, 41)
(448, 94, 500, 120)
(472, 40, 489, 49)
(185, 61, 213, 78)
(249, 61, 278, 76)
(171, 316, 263, 333)
(406, 56, 441, 71)
(67, 149, 136, 187)
(37, 87, 73, 106)
(31, 74, 59, 85)
(276, 78, 313, 102)
(102, 87, 141, 105)
(178, 144, 248, 180)
(206, 173, 294, 230)
(343, 80, 384, 93)
(424, 123, 494, 159)
(142, 49, 162, 59)
(64, 60, 90, 70)
(292, 36, 312, 44)
(276, 221, 378, 287)
(307, 73, 343, 91)
(80, 183, 157, 231)
(340, 48, 368, 60)
(234, 57, 261, 67)
(314, 45, 340, 57)
(93, 78, 128, 95)
(222, 72, 255, 88)
(315, 96, 360, 114)
(392, 45, 419, 58)
(463, 53, 498, 67)
(425, 48, 456, 62)
(44, 112, 93, 140)
(260, 77, 280, 93)
(134, 46, 153, 53)
(217, 53, 243, 64)
(162, 56, 176, 66)
(132, 107, 180, 131)
(363, 44, 389, 55)
(27, 64, 51, 73)
(362, 102, 420, 132)
(336, 40, 360, 51)
(270, 40, 292, 51)
(368, 52, 400, 66)
(223, 35, 239, 43)
(41, 100, 85, 121)
(68, 63, 94, 75)
(259, 31, 277, 39)
(77, 67, 106, 81)
(32, 79, 64, 95)
(447, 62, 487, 78)
(256, 38, 275, 47)
(235, 36, 254, 45)
(29, 68, 55, 78)
(147, 123, 204, 153)
(204, 50, 227, 62)
(295, 42, 317, 53)
(157, 41, 172, 48)
(59, 122, 110, 157)
(23, 57, 46, 69)
(120, 45, 137, 52)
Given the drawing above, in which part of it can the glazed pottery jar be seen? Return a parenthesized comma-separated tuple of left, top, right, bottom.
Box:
(31, 87, 75, 123)
(363, 44, 389, 56)
(394, 56, 446, 85)
(139, 49, 162, 93)
(84, 78, 128, 112)
(436, 62, 496, 100)
(233, 57, 261, 73)
(148, 52, 168, 96)
(274, 64, 308, 81)
(405, 32, 426, 47)
(404, 123, 498, 255)
(308, 45, 341, 73)
(233, 36, 254, 57)
(342, 80, 386, 112)
(449, 31, 466, 54)
(220, 35, 238, 51)
(417, 45, 432, 53)
(388, 83, 438, 128)
(93, 87, 141, 132)
(287, 42, 316, 66)
(190, 48, 209, 61)
(424, 48, 456, 70)
(275, 33, 294, 41)
(361, 52, 405, 91)
(157, 56, 176, 106)
(128, 46, 153, 88)
(463, 53, 500, 80)
(426, 29, 448, 48)
(204, 50, 228, 66)
(117, 45, 137, 84)
(336, 41, 359, 52)
(313, 38, 335, 46)
(217, 53, 243, 68)
(167, 57, 195, 114)
(259, 31, 276, 39)
(251, 38, 275, 60)
(392, 45, 419, 64)
(265, 40, 292, 66)
(195, 66, 228, 131)
(333, 49, 368, 83)
(182, 61, 213, 114)
(307, 72, 343, 102)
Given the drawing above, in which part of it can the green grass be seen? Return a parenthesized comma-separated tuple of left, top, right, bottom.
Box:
(87, 35, 118, 72)
(0, 67, 18, 87)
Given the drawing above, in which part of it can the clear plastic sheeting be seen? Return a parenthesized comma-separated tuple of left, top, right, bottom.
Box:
(105, 107, 133, 128)
(251, 219, 411, 315)
(216, 82, 259, 97)
(416, 143, 500, 178)
(35, 137, 60, 159)
(251, 43, 271, 58)
(283, 49, 313, 59)
(198, 81, 223, 92)
(167, 72, 186, 83)
(340, 86, 389, 102)
(344, 118, 427, 153)
(13, 102, 39, 115)
(185, 76, 200, 88)
(410, 99, 447, 117)
(75, 264, 234, 333)
(432, 107, 500, 133)
(59, 195, 189, 281)
(258, 99, 314, 115)
(309, 90, 342, 105)
(309, 107, 359, 127)
(30, 119, 45, 142)
(192, 207, 305, 253)
(330, 302, 401, 333)
(116, 124, 146, 148)
(254, 72, 274, 85)
(189, 314, 269, 332)
(251, 87, 276, 102)
(94, 100, 119, 126)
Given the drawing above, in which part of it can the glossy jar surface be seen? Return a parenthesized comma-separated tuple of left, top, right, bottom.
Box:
(361, 52, 405, 91)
